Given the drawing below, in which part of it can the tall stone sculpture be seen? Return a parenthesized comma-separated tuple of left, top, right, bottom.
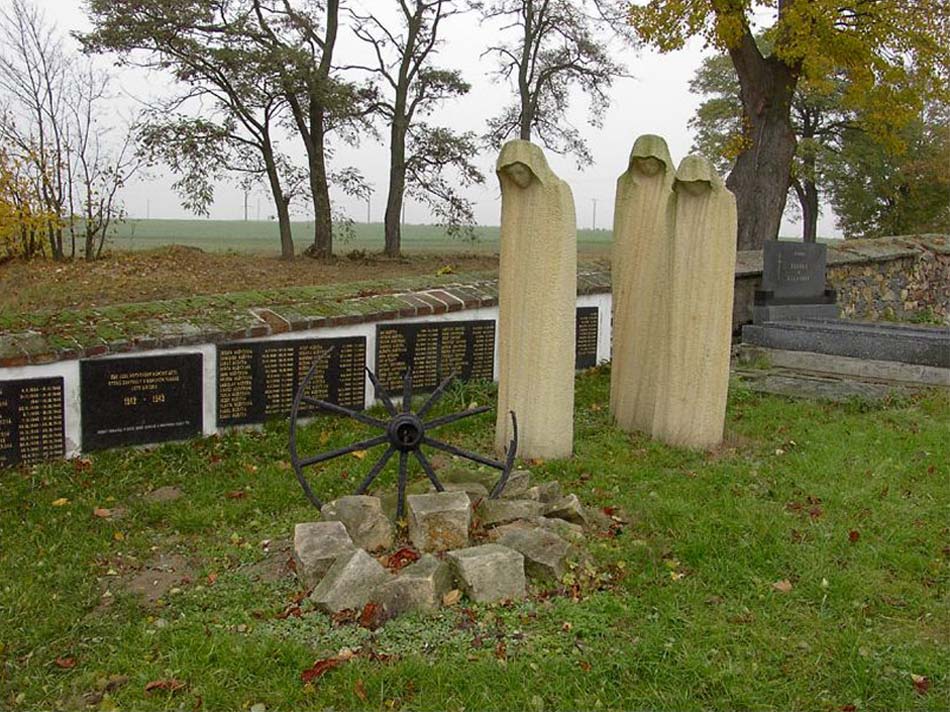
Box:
(609, 135, 675, 434)
(652, 155, 738, 449)
(494, 140, 577, 459)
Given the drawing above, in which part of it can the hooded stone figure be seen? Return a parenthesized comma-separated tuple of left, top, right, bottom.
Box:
(494, 140, 577, 459)
(609, 134, 676, 435)
(652, 154, 737, 449)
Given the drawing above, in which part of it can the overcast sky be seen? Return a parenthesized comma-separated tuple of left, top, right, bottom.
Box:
(33, 0, 839, 238)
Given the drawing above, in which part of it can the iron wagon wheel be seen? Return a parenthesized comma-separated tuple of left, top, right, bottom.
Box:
(289, 352, 518, 518)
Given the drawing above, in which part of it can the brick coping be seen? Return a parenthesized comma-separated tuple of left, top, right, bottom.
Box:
(1, 235, 944, 368)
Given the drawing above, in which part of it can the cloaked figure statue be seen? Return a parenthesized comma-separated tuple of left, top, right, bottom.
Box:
(609, 134, 676, 435)
(652, 155, 737, 449)
(494, 140, 577, 459)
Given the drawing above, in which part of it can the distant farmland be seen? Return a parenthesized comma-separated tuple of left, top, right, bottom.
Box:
(111, 219, 612, 255)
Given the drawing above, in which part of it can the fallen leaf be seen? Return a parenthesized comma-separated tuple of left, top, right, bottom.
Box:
(352, 450, 367, 460)
(840, 705, 857, 711)
(808, 505, 824, 520)
(848, 530, 860, 543)
(54, 657, 76, 669)
(113, 531, 125, 542)
(52, 498, 69, 507)
(207, 572, 218, 586)
(911, 673, 930, 695)
(442, 589, 461, 606)
(772, 579, 793, 593)
(359, 602, 383, 630)
(225, 490, 246, 500)
(93, 507, 112, 518)
(354, 679, 367, 702)
(494, 640, 507, 660)
(579, 660, 592, 672)
(301, 657, 343, 684)
(145, 679, 186, 694)
(385, 547, 420, 572)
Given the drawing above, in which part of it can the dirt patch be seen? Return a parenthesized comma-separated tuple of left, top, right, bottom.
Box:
(241, 539, 294, 583)
(121, 552, 196, 605)
(0, 247, 500, 313)
(142, 485, 184, 504)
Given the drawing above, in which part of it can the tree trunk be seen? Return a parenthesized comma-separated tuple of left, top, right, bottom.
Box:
(262, 142, 295, 260)
(384, 118, 408, 257)
(307, 105, 333, 259)
(726, 30, 799, 251)
(801, 176, 818, 243)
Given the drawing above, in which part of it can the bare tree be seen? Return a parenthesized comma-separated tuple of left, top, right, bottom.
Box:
(345, 0, 483, 256)
(475, 0, 625, 165)
(0, 0, 142, 260)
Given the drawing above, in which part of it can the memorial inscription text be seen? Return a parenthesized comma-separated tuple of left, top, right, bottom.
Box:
(0, 377, 65, 467)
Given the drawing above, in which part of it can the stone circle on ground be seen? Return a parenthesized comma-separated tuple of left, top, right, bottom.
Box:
(292, 469, 625, 623)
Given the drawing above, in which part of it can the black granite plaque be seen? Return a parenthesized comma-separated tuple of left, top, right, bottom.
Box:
(375, 320, 495, 394)
(762, 241, 828, 300)
(217, 336, 366, 426)
(81, 354, 203, 451)
(0, 377, 65, 467)
(575, 307, 599, 369)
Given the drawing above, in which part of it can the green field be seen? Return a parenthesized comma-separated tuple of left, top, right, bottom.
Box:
(113, 219, 613, 255)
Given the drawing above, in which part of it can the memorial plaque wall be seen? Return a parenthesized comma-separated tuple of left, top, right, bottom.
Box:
(0, 377, 65, 467)
(217, 336, 366, 426)
(375, 320, 495, 394)
(81, 354, 203, 451)
(575, 307, 599, 369)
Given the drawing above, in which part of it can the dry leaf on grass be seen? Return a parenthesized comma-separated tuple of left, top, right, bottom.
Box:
(144, 679, 186, 694)
(772, 579, 793, 593)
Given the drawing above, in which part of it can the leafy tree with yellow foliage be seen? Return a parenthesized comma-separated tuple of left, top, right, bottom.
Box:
(0, 148, 58, 259)
(628, 0, 950, 250)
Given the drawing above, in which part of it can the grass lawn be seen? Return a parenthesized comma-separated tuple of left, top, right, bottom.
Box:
(1, 370, 947, 711)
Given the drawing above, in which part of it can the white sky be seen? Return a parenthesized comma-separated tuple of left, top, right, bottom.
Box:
(29, 0, 839, 238)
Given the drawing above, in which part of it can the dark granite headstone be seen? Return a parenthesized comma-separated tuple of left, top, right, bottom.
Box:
(375, 320, 495, 394)
(755, 241, 838, 323)
(0, 377, 65, 467)
(761, 241, 828, 300)
(575, 307, 599, 369)
(217, 337, 366, 426)
(81, 354, 203, 451)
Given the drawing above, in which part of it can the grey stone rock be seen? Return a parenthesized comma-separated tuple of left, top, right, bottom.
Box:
(376, 480, 431, 520)
(407, 491, 471, 552)
(477, 498, 547, 528)
(438, 467, 497, 491)
(499, 469, 531, 498)
(544, 494, 587, 525)
(523, 481, 563, 503)
(370, 554, 452, 617)
(497, 528, 574, 580)
(293, 521, 355, 588)
(143, 485, 183, 504)
(310, 549, 391, 613)
(320, 496, 394, 552)
(446, 544, 526, 603)
(535, 516, 585, 542)
(485, 518, 539, 542)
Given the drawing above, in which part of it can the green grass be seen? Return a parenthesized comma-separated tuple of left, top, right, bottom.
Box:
(1, 371, 948, 710)
(112, 219, 613, 255)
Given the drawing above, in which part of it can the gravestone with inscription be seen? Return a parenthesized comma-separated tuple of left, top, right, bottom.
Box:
(754, 241, 838, 323)
(375, 321, 494, 395)
(81, 354, 203, 451)
(218, 337, 366, 426)
(0, 377, 65, 467)
(575, 307, 599, 370)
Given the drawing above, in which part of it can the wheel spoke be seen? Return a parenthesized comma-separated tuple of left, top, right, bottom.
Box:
(416, 371, 457, 418)
(301, 396, 388, 429)
(298, 434, 388, 468)
(424, 405, 491, 430)
(355, 446, 396, 494)
(414, 448, 444, 492)
(402, 368, 413, 412)
(490, 411, 519, 499)
(365, 366, 398, 416)
(422, 436, 504, 470)
(396, 451, 409, 519)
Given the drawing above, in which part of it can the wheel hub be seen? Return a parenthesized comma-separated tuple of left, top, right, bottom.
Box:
(388, 413, 424, 451)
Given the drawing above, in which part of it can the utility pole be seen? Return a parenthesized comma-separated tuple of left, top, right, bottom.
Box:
(366, 195, 371, 224)
(146, 199, 150, 219)
(243, 190, 249, 221)
(591, 198, 597, 230)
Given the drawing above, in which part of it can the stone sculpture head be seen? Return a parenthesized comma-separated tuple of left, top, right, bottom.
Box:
(497, 140, 551, 189)
(674, 155, 720, 197)
(628, 134, 673, 179)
